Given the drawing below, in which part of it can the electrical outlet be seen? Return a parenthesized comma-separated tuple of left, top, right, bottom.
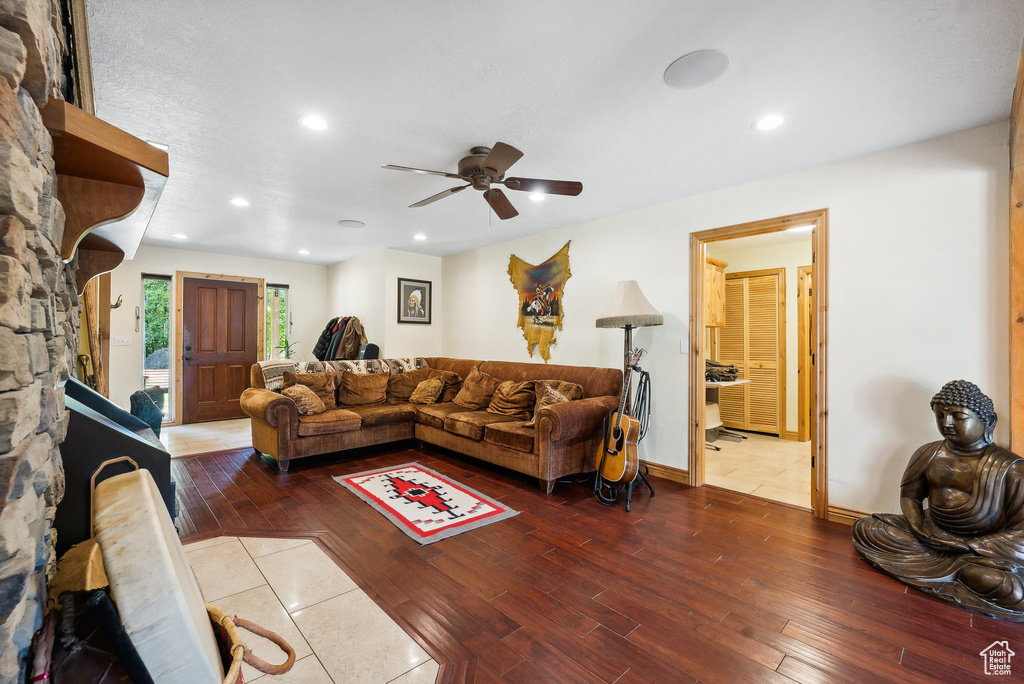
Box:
(114, 336, 131, 346)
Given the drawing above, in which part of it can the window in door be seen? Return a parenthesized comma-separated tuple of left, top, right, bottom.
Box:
(142, 274, 172, 419)
(266, 284, 292, 360)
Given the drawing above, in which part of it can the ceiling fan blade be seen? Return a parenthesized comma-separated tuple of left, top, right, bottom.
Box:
(382, 164, 462, 179)
(502, 177, 583, 196)
(409, 184, 470, 208)
(481, 142, 524, 177)
(483, 188, 519, 220)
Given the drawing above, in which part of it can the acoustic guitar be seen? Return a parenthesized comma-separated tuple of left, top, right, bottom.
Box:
(597, 348, 645, 484)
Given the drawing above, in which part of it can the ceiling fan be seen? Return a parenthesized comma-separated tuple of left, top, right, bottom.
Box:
(382, 142, 583, 220)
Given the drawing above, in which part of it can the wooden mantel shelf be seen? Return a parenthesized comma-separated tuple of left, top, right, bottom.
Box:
(41, 100, 169, 294)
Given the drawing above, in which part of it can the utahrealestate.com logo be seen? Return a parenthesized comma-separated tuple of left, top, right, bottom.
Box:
(980, 641, 1015, 676)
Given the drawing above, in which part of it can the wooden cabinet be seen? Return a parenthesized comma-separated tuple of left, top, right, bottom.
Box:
(717, 269, 785, 436)
(705, 257, 727, 327)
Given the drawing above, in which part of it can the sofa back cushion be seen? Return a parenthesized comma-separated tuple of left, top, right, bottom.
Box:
(478, 360, 620, 399)
(428, 369, 463, 402)
(338, 371, 389, 406)
(386, 367, 432, 404)
(283, 371, 338, 410)
(453, 368, 502, 410)
(487, 380, 535, 419)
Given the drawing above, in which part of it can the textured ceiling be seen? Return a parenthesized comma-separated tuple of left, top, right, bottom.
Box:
(87, 1, 1024, 265)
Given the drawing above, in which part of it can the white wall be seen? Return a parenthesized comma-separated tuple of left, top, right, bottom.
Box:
(325, 248, 443, 358)
(707, 238, 813, 434)
(440, 121, 1010, 514)
(107, 246, 328, 412)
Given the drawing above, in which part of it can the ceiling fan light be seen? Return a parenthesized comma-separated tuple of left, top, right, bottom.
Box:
(530, 193, 545, 202)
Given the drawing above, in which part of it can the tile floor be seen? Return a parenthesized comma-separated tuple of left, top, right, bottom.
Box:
(704, 430, 812, 508)
(183, 535, 438, 684)
(160, 418, 252, 458)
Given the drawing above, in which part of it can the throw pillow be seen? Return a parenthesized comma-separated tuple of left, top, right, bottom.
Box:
(386, 367, 431, 404)
(409, 377, 445, 404)
(525, 380, 584, 427)
(282, 371, 337, 410)
(452, 367, 502, 410)
(282, 385, 326, 415)
(428, 369, 463, 403)
(338, 370, 388, 406)
(487, 380, 535, 419)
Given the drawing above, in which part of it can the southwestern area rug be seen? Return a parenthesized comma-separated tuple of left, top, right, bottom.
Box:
(335, 463, 519, 544)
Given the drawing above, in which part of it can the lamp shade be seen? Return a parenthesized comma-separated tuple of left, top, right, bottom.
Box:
(595, 280, 663, 329)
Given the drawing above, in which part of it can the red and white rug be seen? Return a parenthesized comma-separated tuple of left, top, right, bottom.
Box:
(335, 463, 519, 544)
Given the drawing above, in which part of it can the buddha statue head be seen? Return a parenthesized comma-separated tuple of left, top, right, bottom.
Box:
(929, 379, 996, 449)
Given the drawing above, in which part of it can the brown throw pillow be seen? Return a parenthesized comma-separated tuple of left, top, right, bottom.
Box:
(386, 367, 431, 404)
(282, 371, 337, 410)
(409, 377, 445, 404)
(487, 380, 535, 419)
(282, 385, 326, 415)
(525, 380, 584, 426)
(428, 369, 463, 403)
(452, 368, 502, 410)
(337, 371, 388, 406)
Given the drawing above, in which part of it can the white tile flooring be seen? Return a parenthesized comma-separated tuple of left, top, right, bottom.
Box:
(704, 430, 812, 508)
(183, 535, 438, 684)
(160, 418, 252, 458)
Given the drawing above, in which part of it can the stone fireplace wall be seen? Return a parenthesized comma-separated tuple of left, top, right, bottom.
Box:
(0, 0, 76, 680)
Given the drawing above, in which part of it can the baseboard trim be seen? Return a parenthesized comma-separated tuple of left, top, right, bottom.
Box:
(827, 504, 871, 526)
(641, 460, 689, 486)
(784, 431, 799, 441)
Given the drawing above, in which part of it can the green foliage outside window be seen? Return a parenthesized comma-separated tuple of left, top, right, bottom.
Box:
(143, 279, 170, 359)
(266, 287, 292, 359)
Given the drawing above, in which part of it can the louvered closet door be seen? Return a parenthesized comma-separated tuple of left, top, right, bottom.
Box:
(716, 271, 783, 435)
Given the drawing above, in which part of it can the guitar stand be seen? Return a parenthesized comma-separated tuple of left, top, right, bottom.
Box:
(595, 411, 656, 511)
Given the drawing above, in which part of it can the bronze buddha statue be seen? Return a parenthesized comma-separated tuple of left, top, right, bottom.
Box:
(852, 380, 1024, 620)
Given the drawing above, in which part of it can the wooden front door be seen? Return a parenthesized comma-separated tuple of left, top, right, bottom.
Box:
(181, 277, 259, 423)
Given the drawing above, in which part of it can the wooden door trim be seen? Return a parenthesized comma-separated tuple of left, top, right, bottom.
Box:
(721, 268, 786, 436)
(1010, 41, 1024, 452)
(173, 272, 265, 426)
(689, 209, 829, 519)
(797, 265, 812, 442)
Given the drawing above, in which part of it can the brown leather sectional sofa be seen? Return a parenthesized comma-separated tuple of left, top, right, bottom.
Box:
(240, 357, 622, 493)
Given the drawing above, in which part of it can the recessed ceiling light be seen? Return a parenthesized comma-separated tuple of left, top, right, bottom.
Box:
(753, 114, 784, 131)
(664, 49, 730, 90)
(786, 224, 814, 232)
(230, 197, 250, 207)
(171, 233, 188, 239)
(414, 233, 427, 241)
(298, 249, 310, 255)
(337, 219, 365, 229)
(529, 193, 545, 202)
(299, 114, 328, 130)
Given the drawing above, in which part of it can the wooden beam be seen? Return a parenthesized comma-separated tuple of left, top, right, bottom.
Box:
(1010, 38, 1024, 452)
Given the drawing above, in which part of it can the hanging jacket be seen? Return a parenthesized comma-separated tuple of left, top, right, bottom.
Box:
(325, 317, 349, 361)
(337, 317, 367, 360)
(312, 317, 340, 360)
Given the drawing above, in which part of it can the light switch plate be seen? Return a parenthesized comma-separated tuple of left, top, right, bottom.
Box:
(114, 336, 131, 346)
(680, 340, 688, 354)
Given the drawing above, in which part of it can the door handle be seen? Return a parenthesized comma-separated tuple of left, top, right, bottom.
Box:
(185, 345, 192, 351)
(184, 356, 192, 361)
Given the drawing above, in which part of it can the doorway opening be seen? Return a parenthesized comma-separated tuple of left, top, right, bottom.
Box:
(689, 209, 829, 518)
(141, 274, 172, 421)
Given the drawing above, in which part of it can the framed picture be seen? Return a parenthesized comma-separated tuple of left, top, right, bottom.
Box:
(397, 278, 432, 324)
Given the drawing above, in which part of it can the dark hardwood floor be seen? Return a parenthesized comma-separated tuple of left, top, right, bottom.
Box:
(173, 443, 1024, 683)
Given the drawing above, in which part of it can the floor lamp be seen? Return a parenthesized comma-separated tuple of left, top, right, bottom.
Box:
(595, 280, 663, 413)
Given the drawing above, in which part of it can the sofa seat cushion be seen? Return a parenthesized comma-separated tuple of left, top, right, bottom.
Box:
(297, 408, 361, 436)
(345, 403, 416, 428)
(414, 403, 465, 430)
(484, 421, 536, 453)
(444, 411, 522, 441)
